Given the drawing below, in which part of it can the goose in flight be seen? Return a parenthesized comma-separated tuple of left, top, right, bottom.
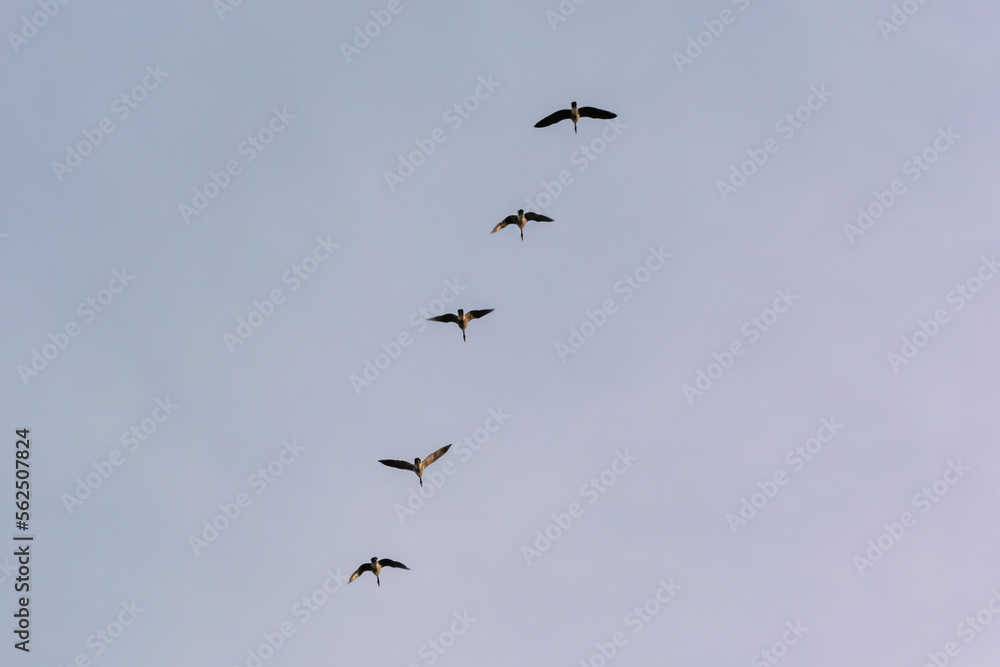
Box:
(349, 557, 410, 587)
(491, 209, 554, 240)
(379, 444, 452, 487)
(428, 308, 494, 341)
(534, 101, 617, 133)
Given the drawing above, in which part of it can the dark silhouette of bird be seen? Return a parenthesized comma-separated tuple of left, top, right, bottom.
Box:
(379, 444, 452, 487)
(534, 101, 617, 133)
(428, 309, 494, 341)
(349, 557, 410, 587)
(492, 209, 554, 240)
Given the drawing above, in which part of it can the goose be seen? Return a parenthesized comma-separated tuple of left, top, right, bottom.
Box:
(491, 209, 554, 240)
(379, 444, 452, 487)
(428, 308, 494, 341)
(349, 557, 410, 587)
(534, 101, 617, 133)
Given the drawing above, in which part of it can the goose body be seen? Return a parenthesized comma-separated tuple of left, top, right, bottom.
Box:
(428, 308, 494, 341)
(349, 556, 410, 587)
(534, 101, 617, 133)
(491, 209, 554, 240)
(379, 444, 452, 487)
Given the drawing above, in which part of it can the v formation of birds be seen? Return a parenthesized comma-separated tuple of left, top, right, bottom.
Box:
(350, 101, 618, 588)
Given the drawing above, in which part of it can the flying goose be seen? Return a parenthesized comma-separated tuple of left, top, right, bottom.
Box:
(534, 101, 617, 133)
(379, 444, 452, 487)
(349, 557, 410, 587)
(491, 209, 554, 240)
(428, 308, 494, 341)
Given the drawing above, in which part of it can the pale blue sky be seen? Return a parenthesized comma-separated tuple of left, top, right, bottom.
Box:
(3, 1, 1000, 666)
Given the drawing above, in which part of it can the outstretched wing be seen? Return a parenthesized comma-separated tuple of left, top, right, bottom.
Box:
(349, 562, 373, 582)
(428, 313, 460, 324)
(422, 443, 452, 468)
(578, 106, 617, 120)
(492, 215, 518, 234)
(524, 212, 554, 222)
(379, 459, 416, 472)
(534, 108, 572, 128)
(467, 309, 494, 320)
(378, 558, 410, 570)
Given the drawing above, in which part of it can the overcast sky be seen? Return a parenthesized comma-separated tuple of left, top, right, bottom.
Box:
(3, 1, 1000, 666)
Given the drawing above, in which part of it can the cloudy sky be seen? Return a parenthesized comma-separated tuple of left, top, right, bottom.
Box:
(2, 1, 1000, 665)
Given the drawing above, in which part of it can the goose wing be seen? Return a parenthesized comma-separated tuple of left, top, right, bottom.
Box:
(379, 459, 417, 472)
(534, 108, 572, 127)
(578, 106, 617, 120)
(378, 558, 410, 570)
(524, 212, 554, 222)
(421, 443, 452, 468)
(349, 562, 373, 582)
(467, 309, 494, 320)
(492, 215, 518, 233)
(428, 313, 460, 324)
